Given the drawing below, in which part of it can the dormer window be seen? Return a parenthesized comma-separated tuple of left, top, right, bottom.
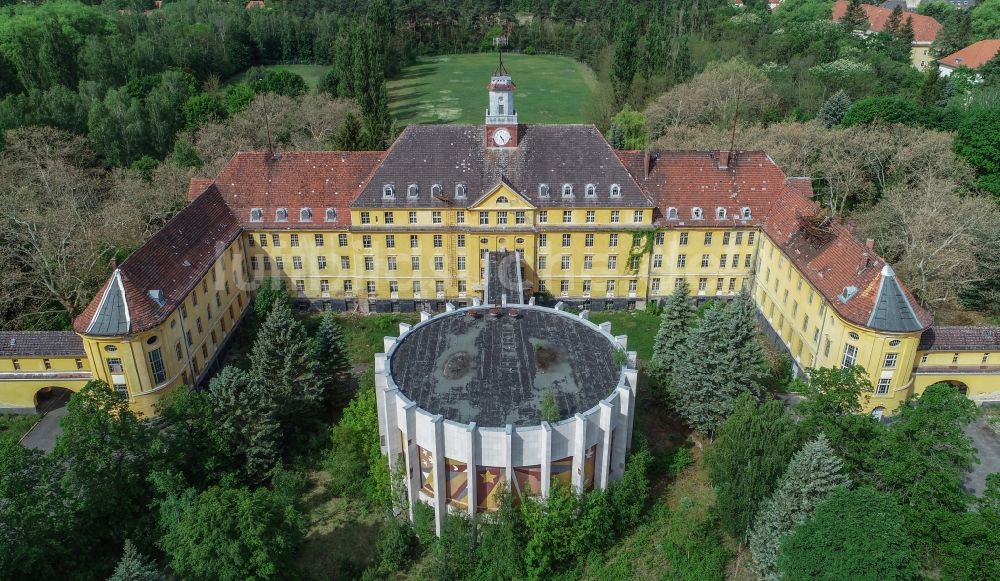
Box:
(300, 208, 313, 222)
(741, 207, 752, 219)
(250, 208, 263, 222)
(610, 184, 621, 197)
(667, 207, 678, 219)
(431, 184, 442, 198)
(455, 183, 468, 198)
(585, 184, 596, 198)
(407, 183, 419, 198)
(539, 184, 550, 197)
(562, 184, 573, 197)
(325, 208, 337, 222)
(716, 207, 726, 220)
(692, 207, 703, 220)
(496, 195, 509, 204)
(383, 184, 395, 198)
(275, 208, 288, 222)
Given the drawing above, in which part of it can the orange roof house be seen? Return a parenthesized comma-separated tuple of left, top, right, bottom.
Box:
(938, 39, 1000, 77)
(831, 1, 941, 69)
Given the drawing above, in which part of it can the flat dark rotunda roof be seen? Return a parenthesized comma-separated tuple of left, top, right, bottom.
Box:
(389, 308, 619, 427)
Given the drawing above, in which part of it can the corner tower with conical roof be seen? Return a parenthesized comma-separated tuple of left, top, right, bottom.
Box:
(485, 52, 518, 148)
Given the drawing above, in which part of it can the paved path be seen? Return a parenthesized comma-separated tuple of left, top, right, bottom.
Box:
(964, 418, 1000, 497)
(20, 390, 70, 453)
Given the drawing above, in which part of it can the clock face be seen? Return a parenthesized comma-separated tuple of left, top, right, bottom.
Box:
(492, 128, 511, 146)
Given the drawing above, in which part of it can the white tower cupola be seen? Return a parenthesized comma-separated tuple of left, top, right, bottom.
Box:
(485, 52, 518, 148)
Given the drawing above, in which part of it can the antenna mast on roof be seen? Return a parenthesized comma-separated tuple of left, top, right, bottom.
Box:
(493, 34, 509, 76)
(728, 90, 741, 158)
(260, 79, 276, 160)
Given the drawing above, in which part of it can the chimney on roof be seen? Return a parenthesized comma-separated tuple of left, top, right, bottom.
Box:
(865, 238, 874, 250)
(718, 150, 730, 170)
(643, 150, 651, 179)
(858, 251, 871, 274)
(110, 257, 118, 270)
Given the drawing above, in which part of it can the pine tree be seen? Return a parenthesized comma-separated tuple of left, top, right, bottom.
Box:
(334, 112, 363, 151)
(885, 6, 903, 37)
(673, 37, 692, 83)
(932, 9, 973, 58)
(748, 435, 850, 581)
(333, 25, 355, 99)
(816, 90, 852, 127)
(310, 312, 352, 407)
(705, 393, 799, 539)
(208, 366, 280, 484)
(840, 0, 868, 32)
(916, 63, 947, 107)
(109, 539, 164, 581)
(610, 6, 639, 107)
(252, 300, 323, 427)
(898, 16, 915, 58)
(650, 280, 696, 398)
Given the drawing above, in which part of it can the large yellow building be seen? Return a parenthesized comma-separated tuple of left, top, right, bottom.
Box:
(1, 63, 997, 419)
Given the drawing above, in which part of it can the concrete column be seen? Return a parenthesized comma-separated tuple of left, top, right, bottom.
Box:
(420, 310, 432, 322)
(614, 334, 628, 351)
(572, 413, 587, 493)
(579, 309, 590, 320)
(374, 354, 389, 455)
(555, 301, 564, 311)
(614, 386, 631, 481)
(432, 415, 447, 536)
(467, 422, 477, 517)
(403, 402, 419, 522)
(623, 372, 638, 456)
(399, 322, 412, 335)
(381, 389, 401, 468)
(382, 336, 396, 355)
(597, 401, 614, 489)
(599, 321, 612, 334)
(504, 424, 514, 497)
(541, 421, 552, 498)
(446, 302, 456, 312)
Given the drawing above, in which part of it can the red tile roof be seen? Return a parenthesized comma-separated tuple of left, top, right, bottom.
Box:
(187, 178, 213, 201)
(211, 151, 383, 229)
(919, 326, 1000, 351)
(831, 1, 941, 43)
(761, 185, 931, 331)
(939, 39, 1000, 71)
(74, 186, 242, 335)
(618, 150, 787, 227)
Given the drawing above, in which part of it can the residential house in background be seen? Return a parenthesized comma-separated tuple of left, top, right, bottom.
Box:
(831, 0, 942, 69)
(938, 39, 1000, 78)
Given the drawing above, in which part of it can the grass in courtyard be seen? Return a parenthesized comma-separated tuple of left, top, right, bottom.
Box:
(588, 308, 662, 364)
(388, 53, 597, 125)
(0, 413, 39, 443)
(228, 64, 332, 90)
(333, 313, 421, 369)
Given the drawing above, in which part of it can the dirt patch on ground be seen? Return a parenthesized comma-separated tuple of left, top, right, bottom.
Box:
(534, 345, 561, 371)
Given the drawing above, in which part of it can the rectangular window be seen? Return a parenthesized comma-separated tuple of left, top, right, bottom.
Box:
(344, 280, 353, 292)
(876, 378, 891, 395)
(367, 281, 376, 294)
(259, 233, 268, 247)
(629, 256, 640, 270)
(698, 278, 707, 291)
(562, 234, 571, 247)
(408, 211, 418, 224)
(434, 257, 444, 271)
(655, 232, 665, 245)
(458, 280, 467, 293)
(633, 210, 643, 223)
(433, 211, 442, 224)
(611, 211, 620, 223)
(272, 234, 281, 247)
(584, 255, 593, 269)
(456, 234, 465, 248)
(411, 256, 420, 270)
(341, 256, 350, 269)
(586, 210, 595, 223)
(748, 232, 756, 245)
(539, 234, 547, 248)
(275, 257, 284, 271)
(314, 234, 324, 247)
(436, 281, 445, 293)
(479, 211, 489, 225)
(498, 211, 508, 225)
(320, 280, 329, 293)
(290, 234, 299, 247)
(387, 257, 397, 271)
(607, 280, 616, 293)
(728, 278, 736, 292)
(248, 235, 255, 247)
(107, 357, 124, 373)
(263, 256, 271, 271)
(720, 254, 728, 268)
(745, 254, 752, 268)
(609, 234, 618, 247)
(583, 279, 592, 293)
(716, 278, 724, 291)
(148, 348, 166, 383)
(608, 255, 617, 269)
(732, 254, 740, 268)
(677, 254, 687, 268)
(884, 353, 898, 369)
(317, 256, 327, 270)
(385, 235, 395, 248)
(679, 232, 689, 245)
(384, 211, 394, 224)
(457, 256, 466, 271)
(652, 278, 661, 293)
(251, 257, 259, 271)
(561, 255, 570, 270)
(338, 233, 348, 247)
(653, 254, 663, 268)
(723, 232, 731, 245)
(538, 256, 547, 269)
(412, 281, 421, 293)
(389, 280, 399, 293)
(629, 279, 638, 292)
(563, 210, 572, 224)
(735, 231, 744, 245)
(842, 344, 858, 368)
(361, 211, 370, 224)
(701, 254, 710, 268)
(560, 280, 569, 293)
(983, 353, 990, 364)
(585, 234, 594, 247)
(293, 257, 303, 270)
(457, 211, 465, 224)
(704, 232, 713, 245)
(538, 210, 548, 223)
(434, 235, 443, 248)
(515, 211, 525, 224)
(364, 256, 374, 271)
(362, 235, 372, 249)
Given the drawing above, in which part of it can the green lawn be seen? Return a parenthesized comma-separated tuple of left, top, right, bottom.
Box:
(0, 413, 39, 443)
(230, 64, 332, 90)
(588, 309, 662, 364)
(388, 53, 597, 125)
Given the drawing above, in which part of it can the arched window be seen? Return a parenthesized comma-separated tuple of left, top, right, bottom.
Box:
(609, 184, 621, 197)
(455, 184, 468, 198)
(538, 184, 550, 197)
(431, 184, 442, 198)
(407, 184, 419, 198)
(562, 184, 573, 197)
(741, 207, 752, 219)
(496, 195, 509, 203)
(716, 207, 726, 220)
(275, 208, 288, 222)
(382, 184, 395, 198)
(325, 208, 337, 222)
(250, 208, 263, 222)
(692, 207, 703, 220)
(667, 207, 678, 219)
(585, 184, 596, 197)
(300, 208, 313, 222)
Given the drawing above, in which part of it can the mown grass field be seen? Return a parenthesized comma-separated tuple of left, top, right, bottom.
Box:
(388, 53, 598, 125)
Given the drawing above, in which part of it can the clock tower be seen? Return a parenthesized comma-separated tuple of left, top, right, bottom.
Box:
(485, 52, 518, 148)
